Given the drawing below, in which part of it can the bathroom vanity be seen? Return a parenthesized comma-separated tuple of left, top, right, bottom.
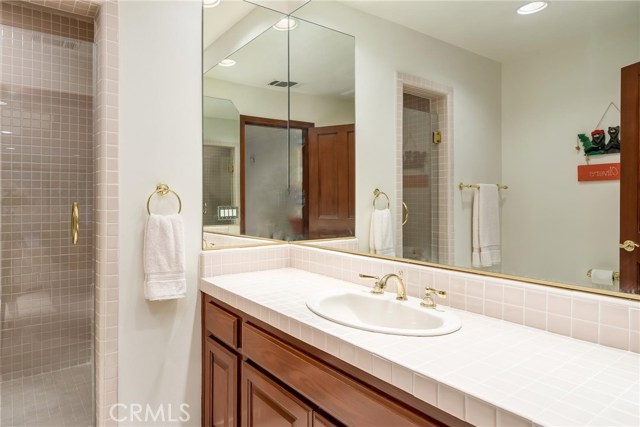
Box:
(201, 268, 640, 427)
(201, 293, 463, 427)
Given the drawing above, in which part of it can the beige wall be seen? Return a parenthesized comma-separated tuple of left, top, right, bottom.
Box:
(501, 22, 639, 287)
(291, 2, 503, 261)
(118, 1, 202, 425)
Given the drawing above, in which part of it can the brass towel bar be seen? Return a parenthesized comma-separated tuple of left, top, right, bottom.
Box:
(459, 182, 509, 191)
(147, 184, 182, 215)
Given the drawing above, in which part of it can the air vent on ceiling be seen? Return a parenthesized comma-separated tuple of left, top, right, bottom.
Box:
(268, 80, 299, 88)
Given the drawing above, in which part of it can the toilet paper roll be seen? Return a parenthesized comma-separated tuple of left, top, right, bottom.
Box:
(590, 269, 614, 286)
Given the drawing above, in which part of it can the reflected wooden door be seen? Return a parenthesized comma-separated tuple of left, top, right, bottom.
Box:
(620, 61, 640, 292)
(307, 124, 355, 239)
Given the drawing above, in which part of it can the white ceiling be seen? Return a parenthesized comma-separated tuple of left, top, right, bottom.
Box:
(203, 0, 638, 112)
(205, 16, 355, 97)
(339, 0, 640, 63)
(202, 0, 257, 51)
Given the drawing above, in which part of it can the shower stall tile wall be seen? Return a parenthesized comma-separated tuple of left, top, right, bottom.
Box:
(0, 2, 94, 42)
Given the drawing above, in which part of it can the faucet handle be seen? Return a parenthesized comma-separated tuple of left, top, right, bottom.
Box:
(421, 287, 446, 308)
(359, 273, 385, 294)
(425, 287, 446, 298)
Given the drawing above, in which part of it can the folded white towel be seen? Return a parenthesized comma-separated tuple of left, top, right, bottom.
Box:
(472, 184, 501, 268)
(144, 214, 186, 301)
(369, 208, 395, 257)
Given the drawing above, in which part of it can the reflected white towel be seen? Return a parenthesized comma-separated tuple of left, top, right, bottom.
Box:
(472, 184, 501, 268)
(144, 214, 186, 301)
(369, 208, 395, 257)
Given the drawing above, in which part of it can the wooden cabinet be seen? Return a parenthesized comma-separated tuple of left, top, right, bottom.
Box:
(203, 337, 239, 427)
(202, 293, 466, 427)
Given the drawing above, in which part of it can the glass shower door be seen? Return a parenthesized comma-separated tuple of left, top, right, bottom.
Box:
(402, 94, 440, 263)
(0, 8, 95, 426)
(244, 124, 304, 241)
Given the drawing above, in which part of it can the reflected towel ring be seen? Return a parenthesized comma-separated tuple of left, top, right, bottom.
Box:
(147, 184, 182, 215)
(373, 188, 390, 210)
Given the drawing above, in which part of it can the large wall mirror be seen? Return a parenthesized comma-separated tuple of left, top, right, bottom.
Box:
(203, 0, 640, 297)
(203, 0, 355, 247)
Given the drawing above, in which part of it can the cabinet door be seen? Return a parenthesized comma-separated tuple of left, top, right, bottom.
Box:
(242, 362, 312, 427)
(204, 337, 239, 427)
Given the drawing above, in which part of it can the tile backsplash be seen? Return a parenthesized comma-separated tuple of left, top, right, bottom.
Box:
(200, 244, 640, 353)
(200, 244, 290, 278)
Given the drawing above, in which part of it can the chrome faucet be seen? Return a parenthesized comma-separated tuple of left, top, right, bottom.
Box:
(359, 271, 408, 301)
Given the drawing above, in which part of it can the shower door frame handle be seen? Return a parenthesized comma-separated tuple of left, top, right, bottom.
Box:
(402, 202, 409, 226)
(71, 202, 79, 245)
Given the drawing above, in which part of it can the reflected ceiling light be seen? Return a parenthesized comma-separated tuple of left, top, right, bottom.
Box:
(5, 146, 15, 150)
(517, 2, 548, 15)
(0, 100, 7, 106)
(203, 0, 221, 8)
(218, 59, 236, 67)
(273, 17, 298, 31)
(1, 130, 12, 135)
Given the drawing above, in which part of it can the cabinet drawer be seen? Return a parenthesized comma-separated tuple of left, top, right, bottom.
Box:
(204, 296, 239, 349)
(242, 323, 439, 427)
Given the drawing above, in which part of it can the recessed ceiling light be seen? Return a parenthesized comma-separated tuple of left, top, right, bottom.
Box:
(203, 0, 221, 8)
(218, 59, 236, 67)
(1, 130, 12, 135)
(273, 17, 298, 31)
(517, 1, 548, 15)
(0, 101, 7, 106)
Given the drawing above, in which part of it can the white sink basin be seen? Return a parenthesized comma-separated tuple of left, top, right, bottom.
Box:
(306, 289, 461, 336)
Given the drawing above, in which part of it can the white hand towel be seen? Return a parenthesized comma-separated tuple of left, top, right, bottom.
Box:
(472, 184, 501, 268)
(144, 213, 186, 301)
(369, 208, 395, 257)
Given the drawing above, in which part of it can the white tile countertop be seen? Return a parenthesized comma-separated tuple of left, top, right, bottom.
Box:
(200, 268, 640, 427)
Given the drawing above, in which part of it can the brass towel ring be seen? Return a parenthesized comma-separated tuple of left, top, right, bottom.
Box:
(373, 188, 390, 210)
(147, 184, 182, 215)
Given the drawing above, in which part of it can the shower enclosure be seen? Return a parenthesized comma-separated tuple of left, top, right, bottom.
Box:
(402, 93, 441, 263)
(0, 3, 95, 426)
